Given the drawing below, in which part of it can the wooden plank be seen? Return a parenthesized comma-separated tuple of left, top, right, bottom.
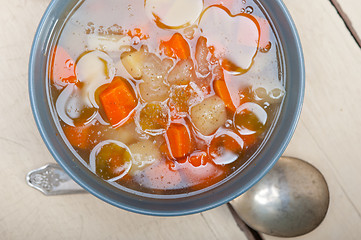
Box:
(258, 0, 361, 239)
(0, 1, 247, 240)
(331, 0, 361, 46)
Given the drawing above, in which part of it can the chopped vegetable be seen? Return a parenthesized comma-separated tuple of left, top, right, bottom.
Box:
(145, 0, 203, 28)
(168, 59, 196, 85)
(121, 49, 146, 79)
(210, 132, 243, 154)
(213, 79, 236, 112)
(160, 33, 190, 59)
(209, 131, 244, 165)
(91, 141, 132, 181)
(99, 77, 138, 127)
(164, 123, 192, 159)
(137, 102, 170, 135)
(188, 151, 209, 167)
(63, 124, 91, 149)
(75, 50, 116, 108)
(50, 46, 77, 85)
(195, 36, 210, 75)
(234, 102, 267, 135)
(191, 96, 227, 136)
(169, 84, 201, 114)
(75, 50, 115, 84)
(139, 52, 171, 102)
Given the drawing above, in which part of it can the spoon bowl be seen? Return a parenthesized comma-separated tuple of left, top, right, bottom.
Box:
(231, 157, 330, 238)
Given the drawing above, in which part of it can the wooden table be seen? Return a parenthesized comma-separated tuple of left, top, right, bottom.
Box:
(1, 0, 361, 239)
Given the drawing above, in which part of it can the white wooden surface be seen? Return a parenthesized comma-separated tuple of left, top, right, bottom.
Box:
(1, 0, 361, 239)
(336, 0, 361, 38)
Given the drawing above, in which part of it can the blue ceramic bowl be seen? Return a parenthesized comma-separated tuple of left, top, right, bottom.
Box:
(29, 0, 304, 216)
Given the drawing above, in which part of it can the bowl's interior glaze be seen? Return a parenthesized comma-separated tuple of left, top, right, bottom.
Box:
(29, 0, 304, 216)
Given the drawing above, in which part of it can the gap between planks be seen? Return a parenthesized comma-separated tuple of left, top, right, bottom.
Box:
(329, 0, 361, 48)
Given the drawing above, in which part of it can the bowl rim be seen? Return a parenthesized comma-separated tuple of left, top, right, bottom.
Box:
(29, 0, 305, 216)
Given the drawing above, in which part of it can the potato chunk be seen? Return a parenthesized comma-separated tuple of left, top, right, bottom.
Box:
(122, 48, 172, 102)
(140, 53, 171, 102)
(121, 50, 146, 79)
(191, 96, 227, 136)
(128, 140, 161, 175)
(168, 59, 196, 85)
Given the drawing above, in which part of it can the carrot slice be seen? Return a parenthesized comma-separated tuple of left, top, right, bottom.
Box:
(164, 123, 192, 159)
(63, 124, 91, 149)
(50, 46, 77, 85)
(160, 33, 190, 60)
(99, 77, 137, 127)
(214, 79, 236, 112)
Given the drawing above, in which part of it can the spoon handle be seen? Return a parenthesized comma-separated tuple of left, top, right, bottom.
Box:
(26, 163, 87, 195)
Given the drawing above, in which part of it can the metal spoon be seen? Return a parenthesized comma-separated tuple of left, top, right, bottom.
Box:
(26, 163, 86, 195)
(230, 156, 330, 238)
(27, 156, 330, 238)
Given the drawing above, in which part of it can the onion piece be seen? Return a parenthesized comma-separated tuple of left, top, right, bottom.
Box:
(75, 50, 115, 108)
(89, 140, 133, 182)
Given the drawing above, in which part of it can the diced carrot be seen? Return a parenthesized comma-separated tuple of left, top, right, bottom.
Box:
(50, 46, 77, 86)
(63, 124, 91, 149)
(213, 79, 236, 112)
(99, 77, 137, 127)
(188, 151, 209, 167)
(160, 33, 190, 60)
(164, 123, 192, 159)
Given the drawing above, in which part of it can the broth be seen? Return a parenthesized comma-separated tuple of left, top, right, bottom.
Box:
(47, 0, 285, 194)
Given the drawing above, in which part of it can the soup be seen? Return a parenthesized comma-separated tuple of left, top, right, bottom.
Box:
(48, 0, 285, 194)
